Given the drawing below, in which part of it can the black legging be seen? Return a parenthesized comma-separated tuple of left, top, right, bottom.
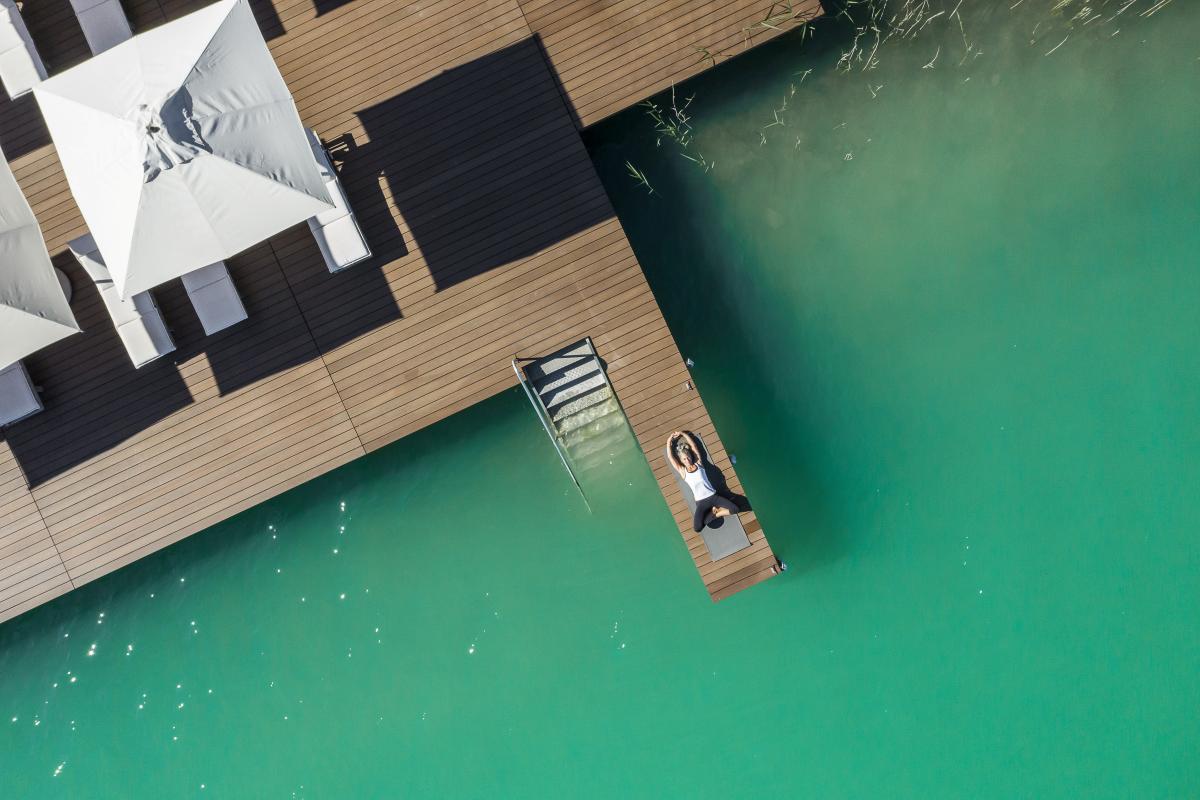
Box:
(693, 493, 740, 533)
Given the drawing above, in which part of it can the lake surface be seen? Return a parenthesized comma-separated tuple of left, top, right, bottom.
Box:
(586, 0, 1197, 795)
(3, 1, 1198, 796)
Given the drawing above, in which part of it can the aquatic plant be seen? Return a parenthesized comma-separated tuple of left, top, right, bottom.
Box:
(1031, 0, 1176, 55)
(833, 0, 975, 73)
(745, 1, 822, 43)
(625, 161, 655, 195)
(632, 0, 1180, 190)
(758, 83, 798, 146)
(640, 87, 714, 173)
(753, 0, 1180, 143)
(693, 1, 820, 67)
(641, 87, 696, 149)
(1046, 0, 1175, 22)
(830, 0, 1177, 74)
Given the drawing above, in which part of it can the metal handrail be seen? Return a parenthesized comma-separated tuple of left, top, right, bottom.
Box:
(511, 357, 590, 511)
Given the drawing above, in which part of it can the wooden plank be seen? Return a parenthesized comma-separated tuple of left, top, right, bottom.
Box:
(0, 0, 800, 623)
(0, 446, 71, 619)
(521, 0, 822, 127)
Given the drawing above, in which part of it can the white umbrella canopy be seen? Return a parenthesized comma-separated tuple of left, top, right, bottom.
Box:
(33, 0, 332, 298)
(0, 154, 80, 370)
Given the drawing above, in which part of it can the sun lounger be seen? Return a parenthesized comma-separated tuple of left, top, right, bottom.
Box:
(665, 434, 752, 561)
(0, 360, 41, 426)
(306, 129, 371, 272)
(69, 0, 132, 55)
(0, 0, 47, 98)
(181, 261, 247, 335)
(68, 234, 174, 368)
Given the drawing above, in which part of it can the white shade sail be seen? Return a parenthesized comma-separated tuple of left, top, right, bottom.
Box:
(0, 153, 80, 370)
(34, 0, 332, 298)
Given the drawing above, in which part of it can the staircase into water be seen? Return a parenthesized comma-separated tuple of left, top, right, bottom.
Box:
(512, 338, 634, 503)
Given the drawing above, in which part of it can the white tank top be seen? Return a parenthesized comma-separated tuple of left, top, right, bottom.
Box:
(683, 465, 715, 501)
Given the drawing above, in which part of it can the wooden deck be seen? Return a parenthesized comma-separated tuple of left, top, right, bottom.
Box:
(0, 0, 818, 624)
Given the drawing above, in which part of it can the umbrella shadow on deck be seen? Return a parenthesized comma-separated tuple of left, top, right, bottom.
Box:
(313, 0, 354, 15)
(2, 34, 611, 492)
(266, 133, 408, 357)
(2, 231, 393, 488)
(353, 36, 610, 293)
(2, 254, 194, 488)
(0, 95, 51, 163)
(0, 0, 91, 161)
(268, 36, 609, 350)
(125, 0, 286, 40)
(166, 237, 350, 398)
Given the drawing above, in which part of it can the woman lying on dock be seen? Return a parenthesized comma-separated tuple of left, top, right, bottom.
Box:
(667, 430, 741, 533)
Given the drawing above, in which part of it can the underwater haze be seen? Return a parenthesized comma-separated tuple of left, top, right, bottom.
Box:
(587, 0, 1199, 795)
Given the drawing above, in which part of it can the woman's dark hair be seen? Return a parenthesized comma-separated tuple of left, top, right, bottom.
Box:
(674, 440, 697, 465)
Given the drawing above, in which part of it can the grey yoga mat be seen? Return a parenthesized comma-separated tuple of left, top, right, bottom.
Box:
(665, 435, 751, 562)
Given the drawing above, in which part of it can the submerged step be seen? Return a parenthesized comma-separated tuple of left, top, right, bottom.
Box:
(549, 383, 612, 426)
(564, 416, 634, 463)
(514, 337, 633, 492)
(561, 398, 626, 444)
(513, 334, 779, 602)
(554, 391, 618, 435)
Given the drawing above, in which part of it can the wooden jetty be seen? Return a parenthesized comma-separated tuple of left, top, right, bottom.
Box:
(0, 0, 821, 624)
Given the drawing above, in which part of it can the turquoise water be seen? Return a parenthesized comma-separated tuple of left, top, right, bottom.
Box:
(0, 391, 691, 796)
(584, 0, 1198, 795)
(3, 1, 1199, 796)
